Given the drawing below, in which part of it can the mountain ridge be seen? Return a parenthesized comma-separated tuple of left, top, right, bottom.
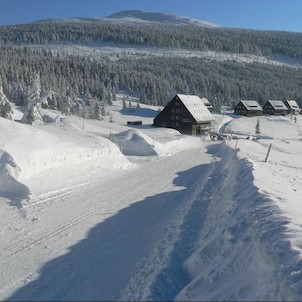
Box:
(106, 10, 219, 28)
(33, 10, 218, 28)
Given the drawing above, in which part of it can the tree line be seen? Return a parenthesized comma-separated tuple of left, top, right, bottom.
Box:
(1, 44, 302, 120)
(1, 20, 302, 59)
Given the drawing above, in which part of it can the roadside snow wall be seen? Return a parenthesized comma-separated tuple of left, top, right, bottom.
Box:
(123, 142, 302, 301)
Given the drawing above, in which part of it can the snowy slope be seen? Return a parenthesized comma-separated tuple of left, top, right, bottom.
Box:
(106, 10, 218, 28)
(35, 10, 218, 28)
(1, 98, 302, 300)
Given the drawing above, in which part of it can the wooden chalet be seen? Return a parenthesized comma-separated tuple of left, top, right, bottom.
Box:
(234, 100, 262, 117)
(263, 100, 288, 116)
(153, 94, 214, 135)
(284, 100, 301, 115)
(200, 97, 214, 112)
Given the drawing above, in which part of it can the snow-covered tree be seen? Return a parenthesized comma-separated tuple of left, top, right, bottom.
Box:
(0, 86, 14, 120)
(21, 74, 49, 124)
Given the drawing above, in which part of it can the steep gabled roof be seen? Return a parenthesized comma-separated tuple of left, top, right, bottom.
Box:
(266, 100, 288, 110)
(285, 100, 300, 110)
(200, 97, 213, 110)
(176, 94, 214, 122)
(241, 100, 262, 111)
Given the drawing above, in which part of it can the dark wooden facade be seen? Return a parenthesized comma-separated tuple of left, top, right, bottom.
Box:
(234, 100, 263, 117)
(284, 100, 301, 115)
(153, 94, 214, 135)
(263, 100, 288, 116)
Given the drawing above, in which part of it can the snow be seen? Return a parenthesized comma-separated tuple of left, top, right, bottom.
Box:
(176, 94, 214, 123)
(2, 97, 302, 300)
(29, 43, 302, 68)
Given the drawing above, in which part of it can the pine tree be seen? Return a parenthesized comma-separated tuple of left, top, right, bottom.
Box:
(21, 74, 48, 124)
(0, 86, 14, 120)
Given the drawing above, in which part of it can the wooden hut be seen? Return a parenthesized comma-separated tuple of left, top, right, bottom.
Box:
(153, 94, 214, 135)
(234, 100, 263, 117)
(284, 100, 301, 115)
(263, 100, 288, 116)
(200, 97, 214, 112)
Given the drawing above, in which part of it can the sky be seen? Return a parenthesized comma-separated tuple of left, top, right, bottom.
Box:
(1, 0, 302, 32)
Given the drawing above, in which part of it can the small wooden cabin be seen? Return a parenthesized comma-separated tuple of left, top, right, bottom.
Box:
(284, 100, 301, 115)
(263, 100, 288, 116)
(200, 97, 214, 112)
(234, 100, 263, 117)
(153, 94, 214, 135)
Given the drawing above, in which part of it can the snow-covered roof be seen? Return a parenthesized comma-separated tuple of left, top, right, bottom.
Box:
(200, 97, 210, 105)
(267, 100, 288, 110)
(241, 100, 262, 111)
(176, 94, 214, 122)
(285, 100, 300, 110)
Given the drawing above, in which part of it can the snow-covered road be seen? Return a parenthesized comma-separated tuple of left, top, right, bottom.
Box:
(4, 140, 302, 301)
(1, 142, 215, 300)
(2, 103, 302, 300)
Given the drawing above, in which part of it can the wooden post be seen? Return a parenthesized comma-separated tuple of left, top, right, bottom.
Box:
(264, 143, 272, 162)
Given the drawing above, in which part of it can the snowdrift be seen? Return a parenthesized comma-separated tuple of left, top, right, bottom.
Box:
(0, 149, 29, 205)
(114, 129, 162, 156)
(0, 116, 130, 202)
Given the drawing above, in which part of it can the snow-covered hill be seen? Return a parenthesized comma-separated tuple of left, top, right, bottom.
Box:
(29, 42, 302, 69)
(106, 10, 218, 28)
(1, 96, 302, 300)
(30, 10, 302, 69)
(35, 10, 218, 28)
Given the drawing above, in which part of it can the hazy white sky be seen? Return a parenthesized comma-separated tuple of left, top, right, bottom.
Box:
(1, 0, 302, 32)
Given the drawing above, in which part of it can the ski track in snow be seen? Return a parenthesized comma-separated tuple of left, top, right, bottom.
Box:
(3, 142, 302, 301)
(1, 144, 212, 300)
(122, 143, 302, 301)
(2, 106, 302, 300)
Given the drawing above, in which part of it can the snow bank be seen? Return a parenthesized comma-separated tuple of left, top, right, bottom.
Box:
(114, 129, 158, 156)
(121, 142, 302, 301)
(0, 116, 130, 189)
(0, 149, 29, 205)
(113, 128, 204, 158)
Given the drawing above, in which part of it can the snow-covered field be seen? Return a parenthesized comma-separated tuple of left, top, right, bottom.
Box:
(1, 97, 302, 300)
(29, 43, 302, 68)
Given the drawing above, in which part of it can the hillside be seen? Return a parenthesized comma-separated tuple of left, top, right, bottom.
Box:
(1, 97, 302, 300)
(1, 10, 302, 116)
(106, 10, 218, 27)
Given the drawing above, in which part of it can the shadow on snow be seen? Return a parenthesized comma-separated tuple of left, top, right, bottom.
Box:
(7, 161, 212, 301)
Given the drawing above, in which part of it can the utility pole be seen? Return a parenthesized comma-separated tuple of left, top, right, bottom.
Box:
(264, 143, 272, 162)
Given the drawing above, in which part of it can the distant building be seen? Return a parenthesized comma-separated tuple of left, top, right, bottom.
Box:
(234, 100, 263, 117)
(200, 97, 214, 112)
(284, 100, 301, 115)
(153, 94, 214, 135)
(263, 100, 288, 116)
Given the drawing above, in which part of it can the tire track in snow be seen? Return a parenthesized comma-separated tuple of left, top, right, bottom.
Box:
(123, 142, 302, 301)
(1, 146, 211, 300)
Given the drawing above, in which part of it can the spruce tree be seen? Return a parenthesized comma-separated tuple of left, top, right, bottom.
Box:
(0, 86, 14, 120)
